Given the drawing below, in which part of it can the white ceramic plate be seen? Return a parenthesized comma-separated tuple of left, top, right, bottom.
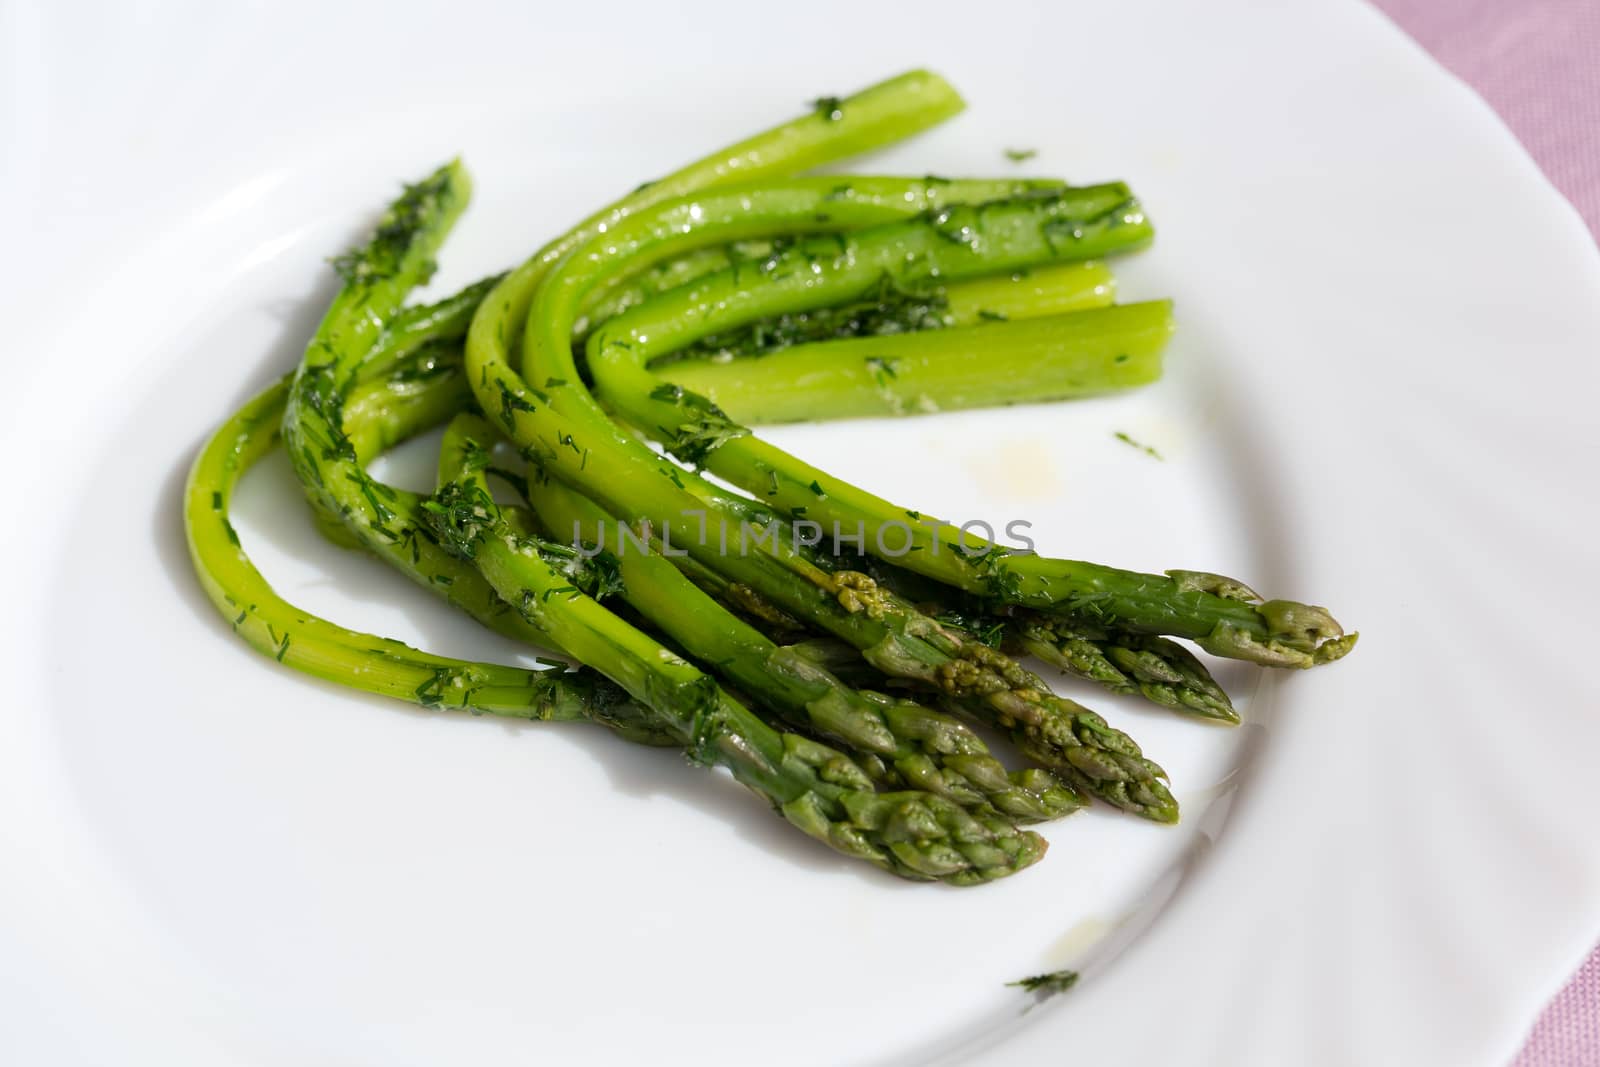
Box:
(4, 1, 1598, 1064)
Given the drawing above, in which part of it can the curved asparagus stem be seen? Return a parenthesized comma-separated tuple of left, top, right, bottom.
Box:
(578, 184, 1148, 447)
(421, 446, 1047, 884)
(277, 163, 564, 650)
(496, 427, 1083, 824)
(183, 373, 674, 744)
(654, 259, 1116, 368)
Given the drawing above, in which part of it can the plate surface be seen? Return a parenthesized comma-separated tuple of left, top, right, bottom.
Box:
(3, 2, 1598, 1064)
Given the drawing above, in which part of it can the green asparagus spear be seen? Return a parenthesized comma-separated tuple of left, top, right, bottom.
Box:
(660, 302, 1172, 424)
(277, 163, 559, 650)
(653, 259, 1116, 368)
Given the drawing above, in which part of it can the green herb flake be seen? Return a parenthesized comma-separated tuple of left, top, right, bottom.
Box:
(496, 380, 537, 434)
(1008, 969, 1077, 997)
(1114, 431, 1164, 461)
(1003, 147, 1038, 163)
(811, 95, 844, 121)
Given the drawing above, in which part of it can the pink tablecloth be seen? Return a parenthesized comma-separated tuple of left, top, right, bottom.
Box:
(1370, 2, 1600, 1063)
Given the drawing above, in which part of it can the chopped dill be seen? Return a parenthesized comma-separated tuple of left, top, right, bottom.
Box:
(811, 95, 844, 121)
(1008, 969, 1078, 997)
(1114, 431, 1163, 460)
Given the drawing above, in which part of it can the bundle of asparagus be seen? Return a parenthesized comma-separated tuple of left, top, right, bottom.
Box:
(185, 70, 1353, 886)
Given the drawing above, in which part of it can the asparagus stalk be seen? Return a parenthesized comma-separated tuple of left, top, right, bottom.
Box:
(654, 259, 1116, 368)
(940, 262, 1116, 323)
(661, 301, 1172, 424)
(277, 163, 555, 649)
(420, 445, 1047, 884)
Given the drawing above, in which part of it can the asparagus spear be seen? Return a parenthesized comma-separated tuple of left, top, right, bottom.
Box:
(661, 301, 1172, 424)
(184, 371, 673, 744)
(498, 426, 1083, 824)
(420, 443, 1047, 884)
(654, 259, 1116, 368)
(276, 163, 561, 651)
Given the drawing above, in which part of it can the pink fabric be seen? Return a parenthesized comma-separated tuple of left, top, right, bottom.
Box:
(1371, 1, 1600, 1063)
(1375, 0, 1600, 235)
